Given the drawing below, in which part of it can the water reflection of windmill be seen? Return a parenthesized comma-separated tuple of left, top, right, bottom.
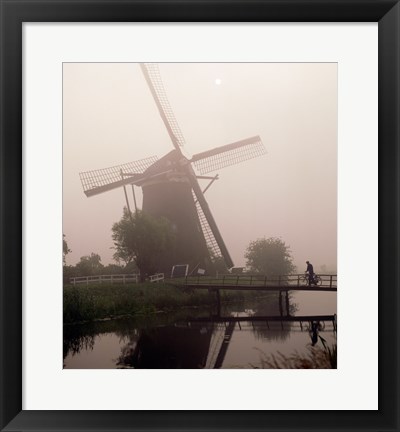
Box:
(205, 322, 235, 369)
(79, 63, 266, 274)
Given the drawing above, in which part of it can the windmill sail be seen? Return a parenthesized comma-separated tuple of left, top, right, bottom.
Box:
(140, 63, 186, 150)
(191, 136, 266, 174)
(80, 156, 158, 197)
(192, 191, 223, 261)
(188, 175, 234, 269)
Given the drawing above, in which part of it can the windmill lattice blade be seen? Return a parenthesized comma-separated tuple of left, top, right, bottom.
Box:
(192, 191, 223, 261)
(191, 136, 266, 174)
(79, 156, 158, 195)
(140, 63, 185, 150)
(189, 176, 234, 269)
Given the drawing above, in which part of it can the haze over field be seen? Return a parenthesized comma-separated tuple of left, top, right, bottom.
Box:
(63, 63, 337, 272)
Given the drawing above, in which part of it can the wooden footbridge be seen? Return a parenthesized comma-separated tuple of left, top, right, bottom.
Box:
(182, 273, 337, 292)
(179, 273, 337, 316)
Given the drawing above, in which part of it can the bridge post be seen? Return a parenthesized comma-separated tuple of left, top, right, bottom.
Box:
(215, 289, 221, 316)
(285, 291, 290, 316)
(279, 291, 283, 316)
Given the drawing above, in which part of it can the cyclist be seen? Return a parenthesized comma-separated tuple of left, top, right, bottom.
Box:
(305, 260, 315, 286)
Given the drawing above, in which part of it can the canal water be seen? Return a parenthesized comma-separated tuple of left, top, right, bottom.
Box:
(63, 291, 337, 369)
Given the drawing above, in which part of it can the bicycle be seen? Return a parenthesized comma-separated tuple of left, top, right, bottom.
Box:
(300, 273, 322, 286)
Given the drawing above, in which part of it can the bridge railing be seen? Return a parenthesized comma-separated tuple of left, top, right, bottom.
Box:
(70, 274, 139, 286)
(184, 273, 337, 288)
(149, 273, 164, 283)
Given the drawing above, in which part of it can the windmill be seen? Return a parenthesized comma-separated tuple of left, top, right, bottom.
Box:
(79, 63, 266, 275)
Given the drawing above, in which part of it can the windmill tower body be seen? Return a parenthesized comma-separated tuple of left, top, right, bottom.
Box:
(142, 181, 211, 274)
(140, 152, 212, 274)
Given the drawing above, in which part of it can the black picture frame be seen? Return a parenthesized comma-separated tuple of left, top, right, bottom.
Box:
(1, 1, 399, 431)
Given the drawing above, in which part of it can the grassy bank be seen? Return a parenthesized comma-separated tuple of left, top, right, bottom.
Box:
(63, 282, 272, 324)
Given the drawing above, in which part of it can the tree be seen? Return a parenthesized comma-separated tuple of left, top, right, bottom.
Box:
(244, 237, 296, 277)
(122, 260, 140, 274)
(63, 234, 71, 266)
(75, 253, 104, 276)
(103, 263, 125, 275)
(111, 209, 176, 281)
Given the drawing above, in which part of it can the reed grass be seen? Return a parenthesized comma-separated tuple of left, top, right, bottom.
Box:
(252, 339, 337, 369)
(63, 282, 266, 324)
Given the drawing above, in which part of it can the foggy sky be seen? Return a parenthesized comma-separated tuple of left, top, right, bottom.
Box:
(63, 63, 337, 272)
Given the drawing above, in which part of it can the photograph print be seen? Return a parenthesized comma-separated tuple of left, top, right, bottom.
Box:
(63, 62, 337, 369)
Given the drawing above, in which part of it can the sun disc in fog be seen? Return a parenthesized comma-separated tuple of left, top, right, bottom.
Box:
(215, 78, 222, 85)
